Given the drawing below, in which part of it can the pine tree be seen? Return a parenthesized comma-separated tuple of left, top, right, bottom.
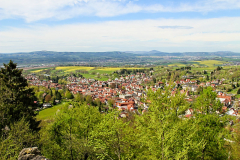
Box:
(55, 90, 62, 100)
(0, 60, 38, 132)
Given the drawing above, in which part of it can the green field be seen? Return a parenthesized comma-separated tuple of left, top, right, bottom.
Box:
(194, 60, 225, 68)
(36, 102, 69, 121)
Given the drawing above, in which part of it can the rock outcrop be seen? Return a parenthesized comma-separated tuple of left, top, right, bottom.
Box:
(18, 147, 49, 160)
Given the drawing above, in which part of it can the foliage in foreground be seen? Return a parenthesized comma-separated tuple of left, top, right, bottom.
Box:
(37, 87, 233, 160)
(0, 60, 239, 159)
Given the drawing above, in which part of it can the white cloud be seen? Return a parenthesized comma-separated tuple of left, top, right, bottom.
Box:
(0, 0, 240, 22)
(0, 0, 142, 22)
(1, 17, 240, 52)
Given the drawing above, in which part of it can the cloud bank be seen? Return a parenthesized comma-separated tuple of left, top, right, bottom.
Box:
(1, 17, 240, 52)
(158, 26, 193, 29)
(0, 0, 240, 22)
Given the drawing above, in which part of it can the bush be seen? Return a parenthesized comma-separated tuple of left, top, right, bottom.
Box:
(226, 88, 232, 92)
(65, 91, 74, 99)
(237, 88, 240, 94)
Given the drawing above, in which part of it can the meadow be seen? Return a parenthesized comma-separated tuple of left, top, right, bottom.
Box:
(36, 102, 69, 121)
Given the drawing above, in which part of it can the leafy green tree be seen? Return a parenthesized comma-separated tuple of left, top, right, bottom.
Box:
(36, 91, 45, 102)
(107, 99, 115, 108)
(226, 88, 232, 92)
(135, 87, 194, 159)
(237, 88, 240, 94)
(152, 77, 156, 83)
(91, 110, 138, 160)
(94, 98, 103, 112)
(192, 87, 228, 159)
(194, 86, 222, 114)
(52, 97, 56, 105)
(58, 89, 65, 98)
(56, 91, 62, 100)
(206, 75, 209, 81)
(74, 93, 84, 102)
(216, 66, 222, 71)
(229, 123, 240, 159)
(85, 95, 93, 105)
(50, 89, 53, 97)
(40, 103, 101, 160)
(45, 94, 52, 103)
(0, 118, 37, 159)
(188, 114, 228, 159)
(65, 91, 74, 99)
(0, 60, 38, 131)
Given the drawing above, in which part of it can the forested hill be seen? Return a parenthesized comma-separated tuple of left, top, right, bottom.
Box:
(126, 50, 240, 57)
(0, 51, 136, 65)
(0, 50, 240, 65)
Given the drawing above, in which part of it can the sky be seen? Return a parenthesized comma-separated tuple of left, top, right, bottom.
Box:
(0, 0, 240, 53)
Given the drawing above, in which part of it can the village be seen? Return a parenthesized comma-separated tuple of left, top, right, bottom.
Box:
(25, 71, 240, 118)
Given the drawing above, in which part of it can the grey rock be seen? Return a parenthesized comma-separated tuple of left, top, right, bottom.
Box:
(18, 147, 49, 160)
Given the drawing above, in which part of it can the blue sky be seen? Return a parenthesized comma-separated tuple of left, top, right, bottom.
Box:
(0, 0, 240, 53)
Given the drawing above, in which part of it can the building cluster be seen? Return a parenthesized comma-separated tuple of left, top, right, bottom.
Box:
(26, 74, 240, 117)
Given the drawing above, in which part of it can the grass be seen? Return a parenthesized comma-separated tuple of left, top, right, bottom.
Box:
(81, 73, 109, 81)
(36, 102, 69, 121)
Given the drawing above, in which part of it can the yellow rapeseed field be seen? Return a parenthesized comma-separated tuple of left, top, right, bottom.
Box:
(31, 69, 44, 73)
(55, 66, 95, 72)
(168, 63, 186, 67)
(194, 60, 224, 68)
(30, 66, 146, 74)
(97, 67, 144, 71)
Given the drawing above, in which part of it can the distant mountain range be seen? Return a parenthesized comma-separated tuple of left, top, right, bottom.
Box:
(125, 50, 239, 56)
(0, 50, 239, 65)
